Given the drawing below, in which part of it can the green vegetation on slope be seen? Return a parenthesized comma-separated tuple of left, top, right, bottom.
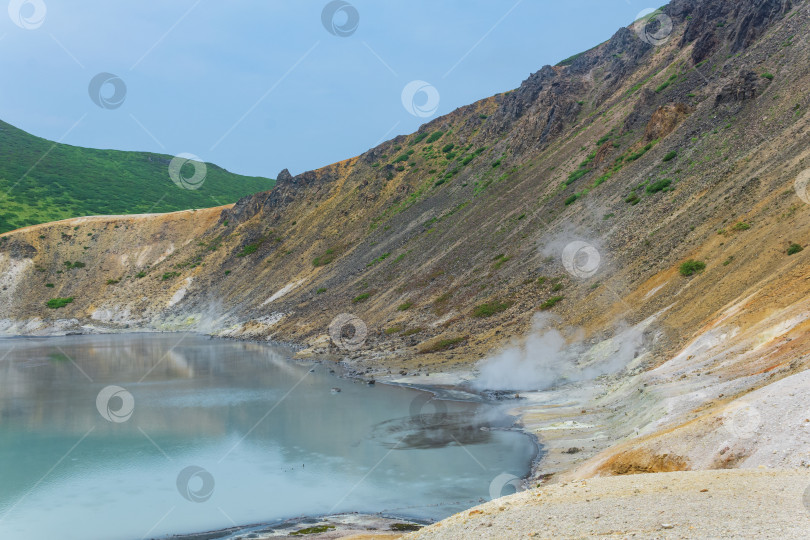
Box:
(0, 120, 275, 233)
(680, 260, 706, 277)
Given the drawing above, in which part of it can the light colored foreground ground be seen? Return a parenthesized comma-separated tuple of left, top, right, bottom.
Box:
(404, 469, 810, 539)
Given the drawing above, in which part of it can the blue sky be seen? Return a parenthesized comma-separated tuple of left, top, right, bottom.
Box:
(1, 1, 653, 178)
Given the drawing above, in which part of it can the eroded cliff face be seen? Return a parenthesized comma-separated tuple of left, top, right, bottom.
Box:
(2, 0, 810, 479)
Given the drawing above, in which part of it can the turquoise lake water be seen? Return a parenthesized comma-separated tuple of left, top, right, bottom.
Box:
(0, 334, 535, 540)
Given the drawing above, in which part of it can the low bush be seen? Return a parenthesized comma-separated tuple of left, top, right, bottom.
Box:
(397, 300, 413, 311)
(540, 296, 564, 310)
(352, 292, 371, 304)
(679, 259, 706, 276)
(566, 168, 590, 185)
(646, 179, 672, 194)
(627, 142, 654, 162)
(46, 297, 74, 309)
(492, 254, 510, 270)
(410, 132, 429, 145)
(366, 253, 390, 267)
(313, 248, 339, 267)
(425, 130, 444, 144)
(787, 243, 803, 255)
(237, 243, 259, 257)
(473, 301, 512, 318)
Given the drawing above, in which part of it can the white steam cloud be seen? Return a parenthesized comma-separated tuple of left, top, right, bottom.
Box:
(472, 313, 645, 391)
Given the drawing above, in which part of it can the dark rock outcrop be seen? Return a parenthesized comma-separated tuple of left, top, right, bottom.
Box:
(0, 240, 37, 259)
(481, 65, 585, 155)
(715, 70, 770, 105)
(276, 168, 293, 184)
(675, 0, 793, 63)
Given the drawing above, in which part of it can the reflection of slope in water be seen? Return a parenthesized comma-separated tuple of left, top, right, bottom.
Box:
(369, 411, 494, 450)
(0, 334, 299, 382)
(0, 335, 303, 436)
(147, 387, 282, 408)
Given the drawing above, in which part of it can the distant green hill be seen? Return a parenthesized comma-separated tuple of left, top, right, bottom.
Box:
(0, 120, 275, 233)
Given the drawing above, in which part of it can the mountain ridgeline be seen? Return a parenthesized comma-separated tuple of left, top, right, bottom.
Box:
(2, 0, 807, 349)
(0, 120, 275, 233)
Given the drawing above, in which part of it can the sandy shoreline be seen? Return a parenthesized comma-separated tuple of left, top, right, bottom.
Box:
(407, 469, 810, 539)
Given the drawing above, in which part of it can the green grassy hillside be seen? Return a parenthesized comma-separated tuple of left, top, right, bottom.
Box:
(0, 120, 275, 233)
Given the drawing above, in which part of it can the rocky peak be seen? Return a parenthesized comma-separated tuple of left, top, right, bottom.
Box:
(276, 168, 293, 184)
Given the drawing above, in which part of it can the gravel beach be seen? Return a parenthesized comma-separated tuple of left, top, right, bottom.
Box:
(406, 469, 810, 539)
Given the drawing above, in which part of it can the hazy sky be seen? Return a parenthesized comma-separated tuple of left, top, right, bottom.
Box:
(1, 1, 652, 178)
